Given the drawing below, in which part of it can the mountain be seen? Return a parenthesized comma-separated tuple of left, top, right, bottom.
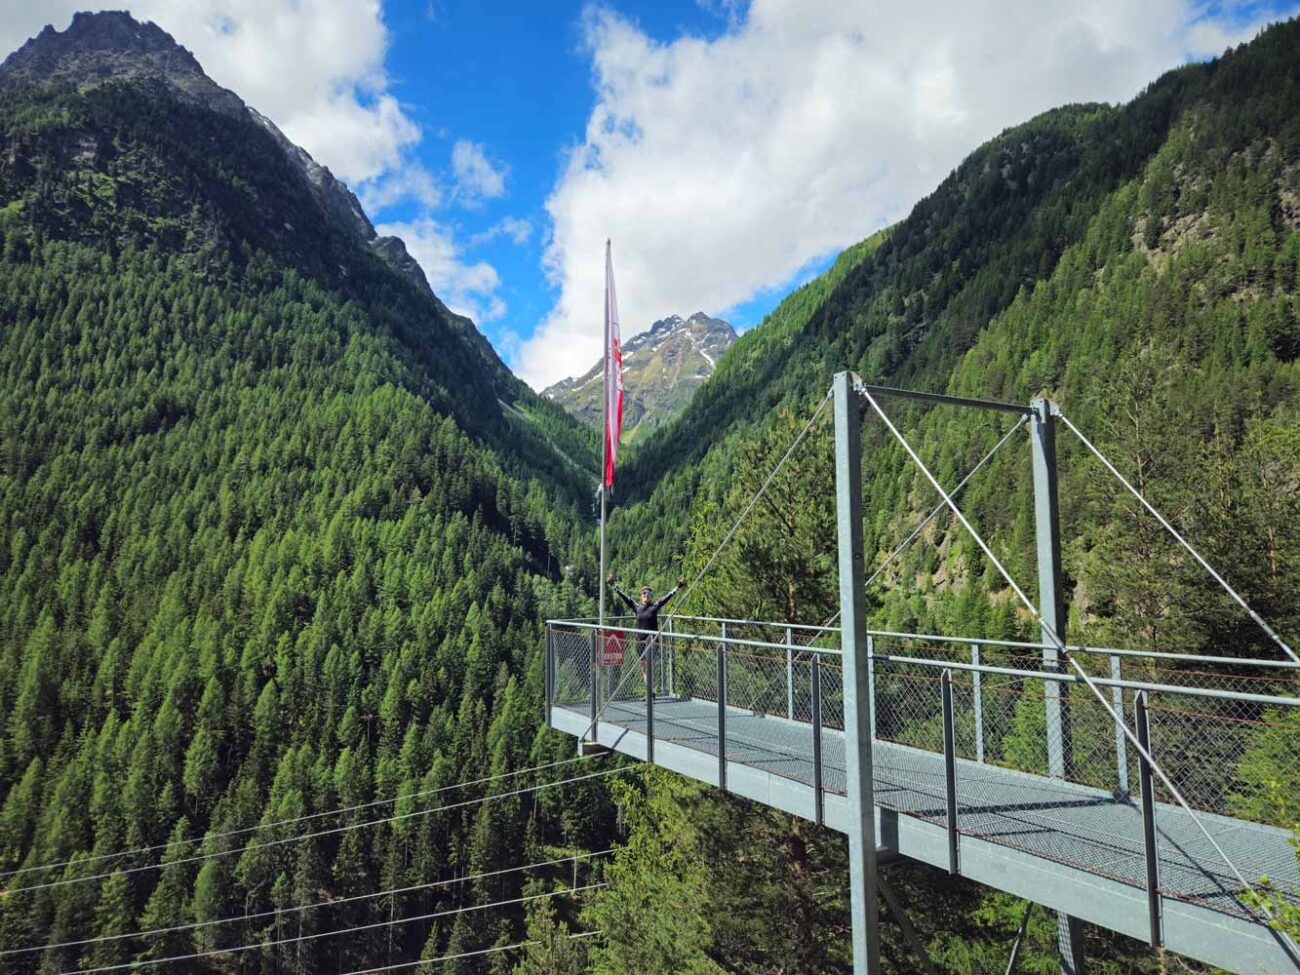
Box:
(544, 312, 737, 442)
(4, 8, 1300, 974)
(0, 12, 599, 972)
(3, 13, 403, 282)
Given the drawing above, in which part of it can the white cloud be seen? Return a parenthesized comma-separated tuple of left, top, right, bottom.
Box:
(450, 139, 508, 205)
(1182, 11, 1280, 57)
(471, 216, 534, 247)
(0, 1, 421, 189)
(378, 217, 507, 323)
(516, 0, 1298, 389)
(358, 162, 443, 215)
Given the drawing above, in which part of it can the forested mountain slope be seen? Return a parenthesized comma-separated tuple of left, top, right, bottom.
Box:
(583, 19, 1300, 975)
(0, 13, 605, 973)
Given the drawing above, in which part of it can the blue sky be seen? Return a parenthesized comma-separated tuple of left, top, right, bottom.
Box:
(371, 0, 800, 368)
(377, 0, 760, 347)
(4, 0, 1298, 388)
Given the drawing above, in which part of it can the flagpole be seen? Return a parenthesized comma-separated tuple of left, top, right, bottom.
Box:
(596, 239, 610, 726)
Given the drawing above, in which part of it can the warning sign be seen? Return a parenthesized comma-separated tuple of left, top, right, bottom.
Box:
(598, 630, 625, 666)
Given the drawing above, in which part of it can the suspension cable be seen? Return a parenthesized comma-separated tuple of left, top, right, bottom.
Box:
(2, 849, 614, 958)
(860, 385, 1292, 942)
(4, 765, 625, 896)
(821, 411, 1028, 631)
(677, 390, 832, 616)
(339, 931, 603, 975)
(1058, 411, 1299, 664)
(0, 754, 597, 883)
(58, 883, 607, 975)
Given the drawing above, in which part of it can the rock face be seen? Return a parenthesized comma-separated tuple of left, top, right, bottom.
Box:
(0, 11, 216, 93)
(0, 10, 431, 297)
(544, 312, 737, 441)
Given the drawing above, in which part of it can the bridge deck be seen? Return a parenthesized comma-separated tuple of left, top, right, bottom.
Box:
(550, 694, 1300, 974)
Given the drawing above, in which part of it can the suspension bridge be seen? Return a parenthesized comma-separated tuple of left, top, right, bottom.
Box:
(546, 373, 1300, 975)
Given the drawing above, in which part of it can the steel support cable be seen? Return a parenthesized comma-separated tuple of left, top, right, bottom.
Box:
(821, 412, 1029, 631)
(1, 850, 615, 958)
(57, 883, 608, 975)
(859, 386, 1295, 946)
(4, 766, 625, 896)
(677, 390, 832, 617)
(1057, 411, 1299, 664)
(0, 753, 596, 884)
(338, 931, 603, 975)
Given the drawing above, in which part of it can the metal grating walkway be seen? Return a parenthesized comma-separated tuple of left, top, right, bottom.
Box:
(556, 695, 1298, 921)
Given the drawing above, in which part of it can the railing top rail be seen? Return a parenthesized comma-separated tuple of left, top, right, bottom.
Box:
(548, 619, 820, 657)
(546, 620, 1300, 703)
(866, 651, 1300, 708)
(866, 627, 1300, 670)
(645, 616, 1300, 670)
(665, 614, 841, 634)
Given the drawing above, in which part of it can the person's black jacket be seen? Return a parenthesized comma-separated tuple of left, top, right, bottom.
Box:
(611, 584, 679, 633)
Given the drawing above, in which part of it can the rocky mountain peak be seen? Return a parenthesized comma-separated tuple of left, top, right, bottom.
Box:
(1, 12, 215, 97)
(544, 313, 738, 441)
(0, 11, 443, 302)
(31, 10, 191, 59)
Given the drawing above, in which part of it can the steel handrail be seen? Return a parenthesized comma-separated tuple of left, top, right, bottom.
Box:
(550, 618, 1300, 672)
(664, 616, 1300, 670)
(869, 652, 1300, 708)
(546, 621, 1299, 705)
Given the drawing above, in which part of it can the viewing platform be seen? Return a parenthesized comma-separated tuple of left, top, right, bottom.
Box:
(545, 615, 1300, 975)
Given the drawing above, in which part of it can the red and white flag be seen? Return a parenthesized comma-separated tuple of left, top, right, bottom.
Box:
(603, 240, 624, 490)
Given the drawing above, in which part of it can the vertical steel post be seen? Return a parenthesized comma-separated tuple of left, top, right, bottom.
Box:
(645, 636, 655, 765)
(545, 626, 554, 727)
(1135, 692, 1161, 948)
(942, 668, 959, 875)
(666, 615, 675, 698)
(1112, 655, 1128, 796)
(1031, 397, 1086, 975)
(787, 626, 795, 721)
(972, 644, 985, 764)
(589, 630, 599, 733)
(812, 651, 824, 827)
(867, 634, 876, 741)
(1031, 397, 1070, 777)
(834, 372, 880, 975)
(718, 622, 728, 792)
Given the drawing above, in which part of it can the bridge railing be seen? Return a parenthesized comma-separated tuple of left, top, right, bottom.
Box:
(549, 618, 1300, 812)
(545, 619, 1300, 918)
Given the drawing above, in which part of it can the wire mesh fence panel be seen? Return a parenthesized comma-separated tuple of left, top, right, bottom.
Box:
(873, 660, 946, 753)
(550, 627, 594, 712)
(718, 647, 815, 786)
(650, 636, 727, 761)
(819, 656, 845, 733)
(1144, 690, 1300, 825)
(674, 640, 721, 703)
